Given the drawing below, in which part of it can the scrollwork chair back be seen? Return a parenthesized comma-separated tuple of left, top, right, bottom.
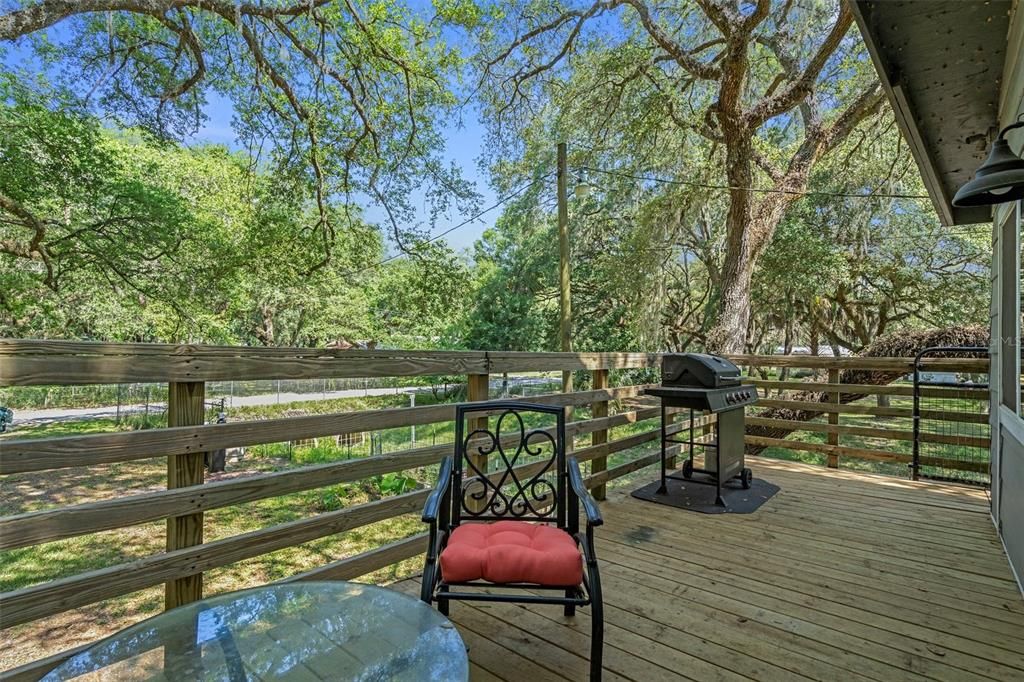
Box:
(452, 402, 567, 529)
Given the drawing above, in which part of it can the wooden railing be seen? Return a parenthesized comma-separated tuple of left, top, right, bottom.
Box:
(0, 342, 677, 680)
(731, 353, 991, 474)
(0, 342, 992, 679)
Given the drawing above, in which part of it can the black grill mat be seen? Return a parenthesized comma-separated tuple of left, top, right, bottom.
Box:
(631, 473, 779, 514)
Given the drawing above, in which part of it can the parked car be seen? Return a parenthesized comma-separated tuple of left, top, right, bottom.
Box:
(0, 406, 13, 432)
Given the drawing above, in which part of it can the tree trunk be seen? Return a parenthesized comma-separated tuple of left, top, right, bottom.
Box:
(708, 252, 753, 354)
(779, 316, 793, 387)
(706, 143, 757, 354)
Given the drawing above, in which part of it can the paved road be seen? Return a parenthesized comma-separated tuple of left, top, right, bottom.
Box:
(10, 386, 421, 426)
(8, 377, 559, 427)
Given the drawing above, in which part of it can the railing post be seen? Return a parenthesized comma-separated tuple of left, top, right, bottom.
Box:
(562, 370, 574, 425)
(590, 368, 609, 501)
(827, 368, 840, 468)
(466, 373, 489, 512)
(165, 380, 206, 609)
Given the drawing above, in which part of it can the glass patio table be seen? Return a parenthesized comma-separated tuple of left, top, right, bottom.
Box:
(43, 582, 468, 681)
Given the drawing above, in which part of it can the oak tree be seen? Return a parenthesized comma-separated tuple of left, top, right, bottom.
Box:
(1, 0, 479, 262)
(481, 0, 885, 352)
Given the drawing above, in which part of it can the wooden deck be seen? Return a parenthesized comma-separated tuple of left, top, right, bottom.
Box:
(393, 458, 1024, 682)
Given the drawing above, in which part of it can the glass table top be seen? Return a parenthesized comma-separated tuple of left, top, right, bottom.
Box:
(44, 582, 468, 681)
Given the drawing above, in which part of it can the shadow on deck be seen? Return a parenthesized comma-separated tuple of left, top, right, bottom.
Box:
(393, 458, 1024, 682)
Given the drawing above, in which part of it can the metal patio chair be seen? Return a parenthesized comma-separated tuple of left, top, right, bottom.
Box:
(420, 401, 604, 681)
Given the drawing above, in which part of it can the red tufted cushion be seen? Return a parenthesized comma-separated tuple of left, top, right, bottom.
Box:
(440, 520, 583, 586)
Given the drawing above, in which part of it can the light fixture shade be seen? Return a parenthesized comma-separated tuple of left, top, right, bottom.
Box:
(952, 138, 1024, 207)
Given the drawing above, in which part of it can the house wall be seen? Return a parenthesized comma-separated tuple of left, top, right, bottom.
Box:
(991, 0, 1024, 593)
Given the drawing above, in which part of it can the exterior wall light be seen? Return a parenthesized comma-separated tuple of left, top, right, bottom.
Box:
(953, 116, 1024, 207)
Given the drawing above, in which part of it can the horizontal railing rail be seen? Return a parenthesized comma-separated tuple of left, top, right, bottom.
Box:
(0, 341, 659, 385)
(0, 341, 992, 680)
(735, 354, 992, 475)
(729, 353, 990, 372)
(0, 386, 654, 475)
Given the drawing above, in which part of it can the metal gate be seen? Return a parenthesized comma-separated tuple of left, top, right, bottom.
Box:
(912, 347, 991, 485)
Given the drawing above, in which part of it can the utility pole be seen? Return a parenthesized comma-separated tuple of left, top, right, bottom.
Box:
(557, 142, 572, 402)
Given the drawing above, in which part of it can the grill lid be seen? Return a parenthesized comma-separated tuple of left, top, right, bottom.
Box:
(662, 353, 741, 388)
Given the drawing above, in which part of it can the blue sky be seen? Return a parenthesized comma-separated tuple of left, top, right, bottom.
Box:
(192, 93, 498, 255)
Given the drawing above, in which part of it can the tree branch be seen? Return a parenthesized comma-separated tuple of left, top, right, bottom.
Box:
(0, 0, 333, 41)
(619, 0, 722, 80)
(0, 191, 54, 286)
(152, 10, 205, 102)
(745, 3, 853, 127)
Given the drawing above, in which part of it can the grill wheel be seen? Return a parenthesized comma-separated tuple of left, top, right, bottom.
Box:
(740, 467, 753, 490)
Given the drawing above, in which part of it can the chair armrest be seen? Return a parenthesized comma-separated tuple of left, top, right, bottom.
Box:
(422, 456, 454, 523)
(567, 456, 603, 527)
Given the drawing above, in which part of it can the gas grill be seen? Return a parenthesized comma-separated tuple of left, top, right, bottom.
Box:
(645, 353, 758, 506)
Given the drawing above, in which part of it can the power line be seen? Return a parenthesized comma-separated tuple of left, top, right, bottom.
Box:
(348, 162, 971, 279)
(577, 165, 934, 200)
(577, 176, 983, 232)
(347, 173, 552, 277)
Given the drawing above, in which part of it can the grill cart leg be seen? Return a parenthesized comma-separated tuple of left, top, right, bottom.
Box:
(683, 408, 694, 479)
(657, 403, 668, 494)
(715, 426, 726, 507)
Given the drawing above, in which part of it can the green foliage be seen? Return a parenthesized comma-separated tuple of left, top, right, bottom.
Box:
(371, 242, 474, 347)
(461, 207, 557, 350)
(0, 79, 473, 346)
(7, 0, 478, 256)
(433, 0, 484, 27)
(372, 472, 419, 496)
(0, 0, 993, 356)
(313, 484, 360, 513)
(248, 442, 294, 460)
(124, 412, 165, 431)
(749, 120, 990, 351)
(470, 0, 991, 352)
(0, 76, 200, 339)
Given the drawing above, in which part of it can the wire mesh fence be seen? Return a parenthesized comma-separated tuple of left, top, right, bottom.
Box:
(913, 348, 991, 486)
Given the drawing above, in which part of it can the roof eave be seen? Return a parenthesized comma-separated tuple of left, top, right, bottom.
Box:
(849, 0, 996, 226)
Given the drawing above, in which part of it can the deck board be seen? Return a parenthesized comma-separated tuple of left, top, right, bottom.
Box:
(393, 458, 1024, 682)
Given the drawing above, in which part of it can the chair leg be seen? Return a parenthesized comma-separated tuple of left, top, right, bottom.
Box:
(420, 563, 435, 604)
(564, 589, 576, 617)
(438, 597, 449, 616)
(587, 566, 604, 681)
